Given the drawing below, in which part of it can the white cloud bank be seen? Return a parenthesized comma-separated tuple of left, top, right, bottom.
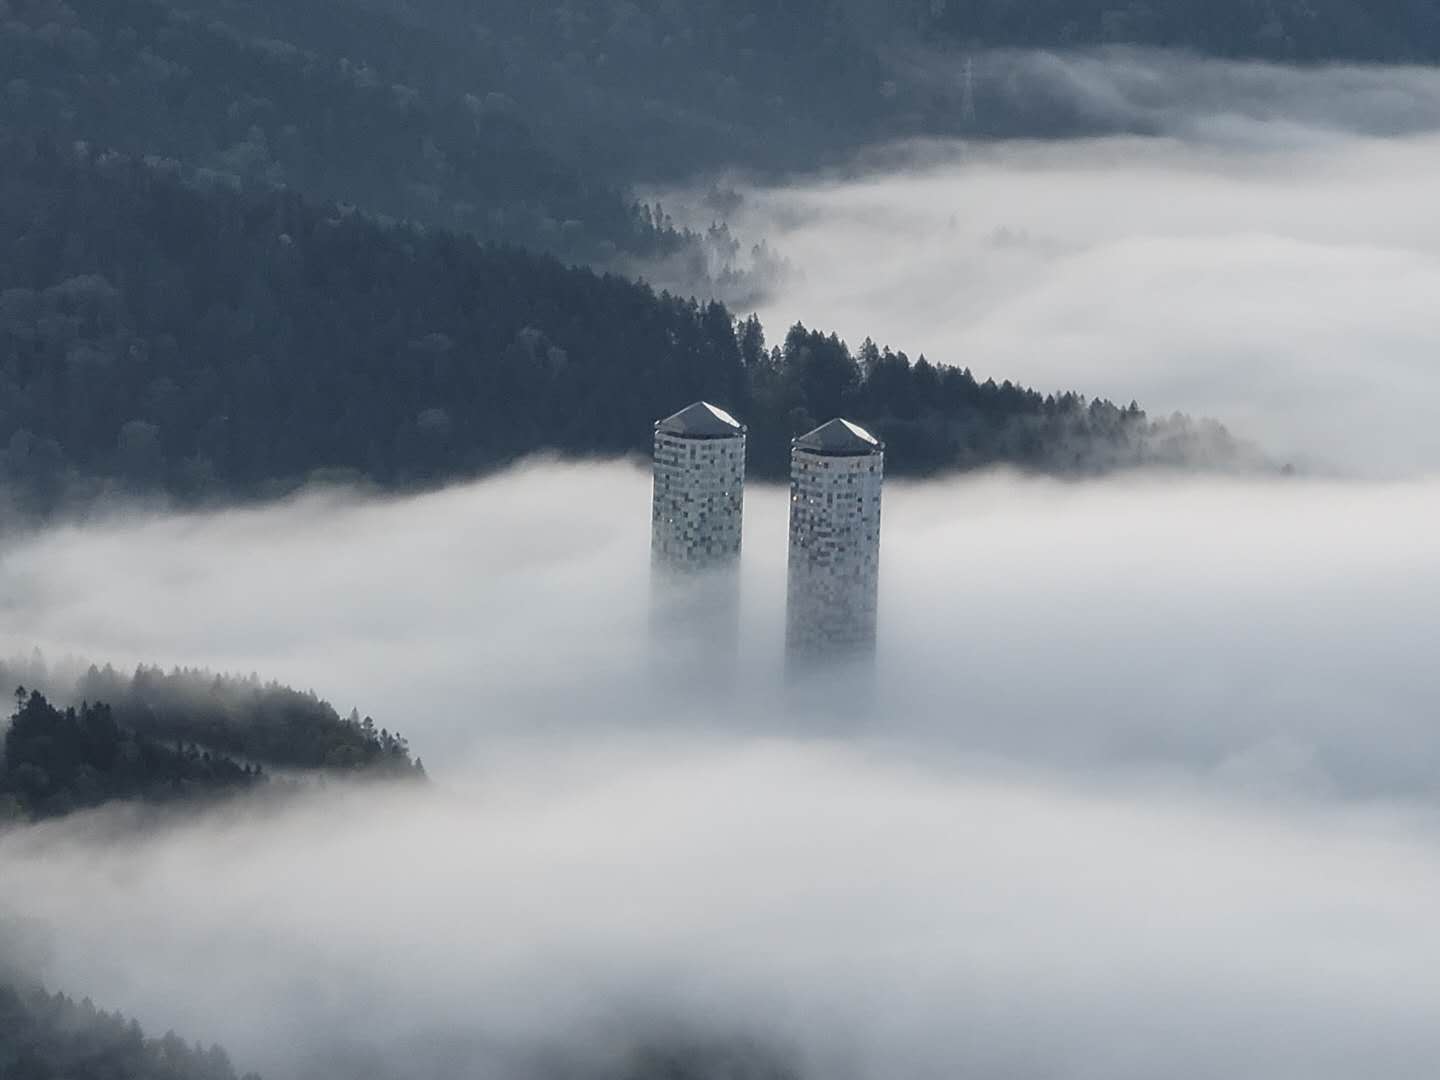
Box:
(4, 730, 1440, 1080)
(674, 53, 1440, 476)
(6, 50, 1440, 1080)
(3, 462, 1440, 1078)
(4, 465, 1436, 791)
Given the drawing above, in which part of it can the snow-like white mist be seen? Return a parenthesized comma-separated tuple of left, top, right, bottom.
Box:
(7, 738, 1440, 1080)
(4, 462, 1440, 1078)
(6, 50, 1440, 1080)
(673, 53, 1440, 476)
(4, 465, 1439, 790)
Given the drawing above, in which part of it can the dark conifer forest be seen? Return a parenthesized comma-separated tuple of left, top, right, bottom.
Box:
(0, 981, 261, 1080)
(0, 689, 261, 822)
(6, 0, 1437, 218)
(0, 0, 695, 266)
(2, 0, 1419, 519)
(0, 657, 422, 823)
(74, 664, 422, 775)
(0, 975, 795, 1080)
(0, 137, 1258, 517)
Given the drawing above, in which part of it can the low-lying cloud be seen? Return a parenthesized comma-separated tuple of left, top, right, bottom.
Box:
(5, 464, 1436, 792)
(3, 460, 1440, 1077)
(7, 49, 1440, 1080)
(4, 722, 1440, 1080)
(668, 52, 1440, 476)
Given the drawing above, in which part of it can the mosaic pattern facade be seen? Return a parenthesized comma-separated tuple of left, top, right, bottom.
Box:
(785, 439, 884, 666)
(651, 427, 746, 575)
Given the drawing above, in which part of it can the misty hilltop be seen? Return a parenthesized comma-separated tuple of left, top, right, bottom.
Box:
(0, 657, 423, 823)
(0, 137, 1266, 519)
(0, 0, 696, 269)
(3, 0, 1439, 1074)
(7, 0, 1440, 282)
(0, 971, 798, 1080)
(0, 979, 263, 1080)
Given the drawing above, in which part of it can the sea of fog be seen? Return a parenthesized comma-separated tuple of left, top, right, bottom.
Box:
(665, 52, 1440, 478)
(3, 466, 1439, 790)
(5, 49, 1440, 1080)
(4, 464, 1440, 1078)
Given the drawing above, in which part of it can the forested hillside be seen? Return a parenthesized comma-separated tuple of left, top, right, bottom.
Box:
(122, 0, 1440, 185)
(6, 0, 1435, 271)
(0, 0, 698, 270)
(0, 138, 1257, 516)
(0, 653, 422, 822)
(153, 0, 896, 181)
(918, 0, 1440, 62)
(0, 981, 260, 1080)
(0, 656, 422, 777)
(0, 684, 421, 823)
(75, 664, 421, 774)
(0, 975, 794, 1080)
(0, 690, 261, 821)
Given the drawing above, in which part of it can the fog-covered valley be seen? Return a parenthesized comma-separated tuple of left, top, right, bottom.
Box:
(5, 462, 1440, 1078)
(6, 40, 1440, 1080)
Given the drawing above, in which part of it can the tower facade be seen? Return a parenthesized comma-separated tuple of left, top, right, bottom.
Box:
(785, 418, 884, 667)
(650, 402, 747, 691)
(651, 401, 747, 574)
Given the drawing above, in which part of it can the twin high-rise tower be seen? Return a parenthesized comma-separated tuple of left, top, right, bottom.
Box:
(649, 402, 748, 684)
(651, 402, 747, 576)
(783, 418, 884, 668)
(650, 402, 884, 670)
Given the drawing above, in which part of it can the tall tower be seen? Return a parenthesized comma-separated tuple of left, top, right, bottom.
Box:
(651, 401, 746, 575)
(785, 418, 884, 669)
(650, 402, 747, 689)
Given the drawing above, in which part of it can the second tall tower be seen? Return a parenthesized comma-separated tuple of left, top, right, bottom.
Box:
(785, 418, 884, 669)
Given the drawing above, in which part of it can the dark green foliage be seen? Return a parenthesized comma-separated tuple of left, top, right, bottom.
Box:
(5, 0, 1431, 256)
(0, 980, 790, 1080)
(102, 0, 1440, 191)
(0, 136, 752, 513)
(0, 0, 1434, 289)
(75, 665, 421, 775)
(0, 0, 695, 265)
(746, 324, 1251, 480)
(0, 689, 260, 821)
(0, 139, 1256, 516)
(130, 0, 1440, 187)
(917, 0, 1440, 63)
(148, 0, 900, 181)
(0, 981, 260, 1080)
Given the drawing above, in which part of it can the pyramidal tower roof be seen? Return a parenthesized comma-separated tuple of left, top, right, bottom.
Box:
(794, 417, 882, 456)
(656, 401, 745, 438)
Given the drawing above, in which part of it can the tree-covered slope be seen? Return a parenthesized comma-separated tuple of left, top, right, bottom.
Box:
(0, 655, 421, 770)
(0, 0, 695, 267)
(0, 976, 794, 1080)
(917, 0, 1440, 62)
(0, 690, 262, 822)
(10, 0, 1434, 240)
(0, 683, 422, 823)
(0, 653, 423, 822)
(0, 138, 1258, 515)
(0, 982, 260, 1080)
(138, 0, 1440, 187)
(5, 0, 1430, 320)
(75, 665, 422, 775)
(153, 0, 899, 181)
